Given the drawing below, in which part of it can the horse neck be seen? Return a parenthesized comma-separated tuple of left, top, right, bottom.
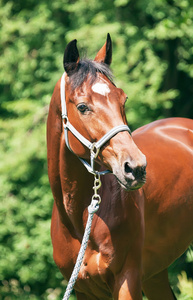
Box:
(59, 139, 94, 233)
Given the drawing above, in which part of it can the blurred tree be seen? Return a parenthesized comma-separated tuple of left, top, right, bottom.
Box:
(0, 0, 193, 299)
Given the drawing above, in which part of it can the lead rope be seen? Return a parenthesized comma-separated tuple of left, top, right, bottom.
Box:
(62, 173, 101, 300)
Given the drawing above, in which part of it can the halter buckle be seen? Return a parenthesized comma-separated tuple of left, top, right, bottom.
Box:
(62, 115, 68, 129)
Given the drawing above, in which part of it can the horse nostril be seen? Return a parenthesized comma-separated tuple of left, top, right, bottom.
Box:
(124, 162, 133, 175)
(124, 162, 146, 180)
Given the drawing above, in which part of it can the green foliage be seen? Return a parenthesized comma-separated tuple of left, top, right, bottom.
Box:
(178, 272, 193, 300)
(0, 0, 193, 298)
(0, 99, 64, 299)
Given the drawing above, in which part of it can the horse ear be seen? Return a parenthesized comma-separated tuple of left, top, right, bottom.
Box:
(63, 39, 80, 74)
(94, 33, 112, 65)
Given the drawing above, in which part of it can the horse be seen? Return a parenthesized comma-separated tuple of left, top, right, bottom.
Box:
(47, 34, 193, 299)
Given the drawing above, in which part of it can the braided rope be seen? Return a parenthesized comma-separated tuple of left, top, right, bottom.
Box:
(62, 198, 100, 300)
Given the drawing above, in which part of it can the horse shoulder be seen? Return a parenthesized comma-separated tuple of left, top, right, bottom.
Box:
(51, 201, 82, 279)
(47, 79, 63, 201)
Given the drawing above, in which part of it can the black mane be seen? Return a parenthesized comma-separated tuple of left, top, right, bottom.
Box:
(67, 59, 114, 90)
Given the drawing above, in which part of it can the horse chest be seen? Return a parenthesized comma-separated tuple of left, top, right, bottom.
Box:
(75, 248, 114, 298)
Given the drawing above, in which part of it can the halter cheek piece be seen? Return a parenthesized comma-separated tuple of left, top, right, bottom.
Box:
(60, 72, 131, 175)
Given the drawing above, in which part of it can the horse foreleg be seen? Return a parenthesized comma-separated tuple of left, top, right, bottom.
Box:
(113, 269, 142, 300)
(142, 269, 177, 300)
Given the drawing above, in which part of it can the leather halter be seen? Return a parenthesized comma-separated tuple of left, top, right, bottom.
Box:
(60, 72, 131, 175)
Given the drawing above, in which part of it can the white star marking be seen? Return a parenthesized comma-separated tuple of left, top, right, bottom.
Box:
(91, 82, 110, 96)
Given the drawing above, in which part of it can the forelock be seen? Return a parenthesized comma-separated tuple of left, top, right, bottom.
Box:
(67, 59, 114, 90)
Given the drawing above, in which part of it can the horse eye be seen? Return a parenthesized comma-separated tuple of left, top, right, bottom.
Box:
(77, 103, 89, 114)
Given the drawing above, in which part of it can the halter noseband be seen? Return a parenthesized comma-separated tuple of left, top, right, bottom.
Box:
(60, 72, 131, 175)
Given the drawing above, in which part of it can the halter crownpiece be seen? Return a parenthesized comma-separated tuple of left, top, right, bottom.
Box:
(60, 72, 132, 175)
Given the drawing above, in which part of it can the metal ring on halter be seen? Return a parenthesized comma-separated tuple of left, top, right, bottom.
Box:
(93, 182, 101, 196)
(92, 173, 102, 204)
(92, 194, 101, 204)
(90, 143, 100, 159)
(93, 177, 101, 191)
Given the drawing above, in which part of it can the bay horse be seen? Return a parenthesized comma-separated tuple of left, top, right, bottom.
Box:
(47, 34, 193, 299)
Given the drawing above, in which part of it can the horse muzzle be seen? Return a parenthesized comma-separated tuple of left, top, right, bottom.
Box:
(123, 157, 147, 189)
(114, 155, 147, 190)
(102, 139, 147, 190)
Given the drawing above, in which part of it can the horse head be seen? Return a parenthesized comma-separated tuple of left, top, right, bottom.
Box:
(62, 34, 146, 190)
